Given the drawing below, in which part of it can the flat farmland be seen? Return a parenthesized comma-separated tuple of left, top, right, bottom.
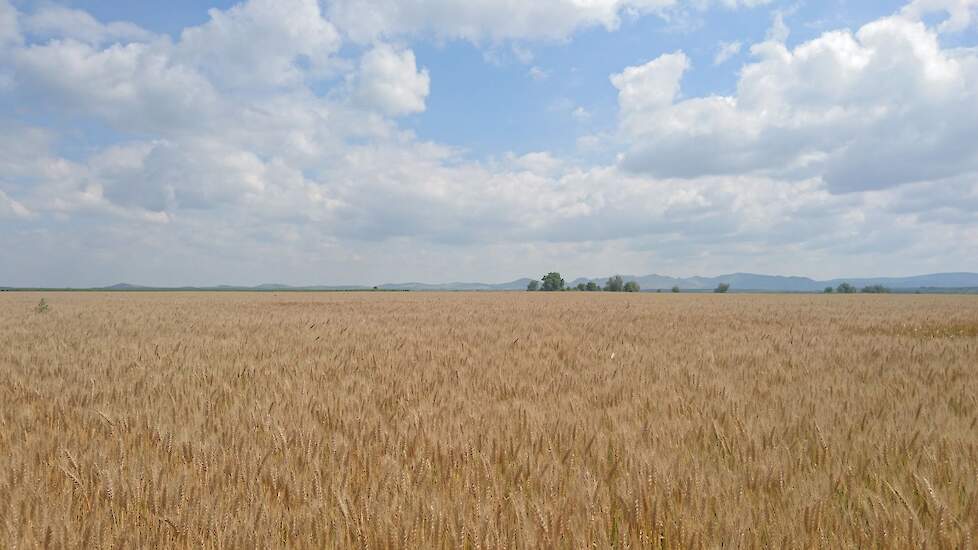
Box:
(2, 292, 977, 548)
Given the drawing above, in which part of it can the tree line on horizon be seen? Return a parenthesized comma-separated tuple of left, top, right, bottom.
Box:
(528, 273, 893, 294)
(824, 282, 891, 294)
(527, 273, 640, 292)
(526, 273, 731, 293)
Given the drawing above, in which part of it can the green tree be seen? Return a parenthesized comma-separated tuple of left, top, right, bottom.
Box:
(836, 282, 857, 294)
(527, 280, 540, 291)
(671, 285, 680, 293)
(586, 281, 600, 292)
(715, 283, 730, 293)
(623, 281, 641, 293)
(824, 286, 834, 293)
(576, 283, 587, 291)
(541, 272, 565, 292)
(861, 284, 891, 294)
(605, 275, 625, 292)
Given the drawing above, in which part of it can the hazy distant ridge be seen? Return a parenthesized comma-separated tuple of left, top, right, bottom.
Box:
(16, 272, 970, 292)
(570, 272, 978, 291)
(569, 272, 978, 291)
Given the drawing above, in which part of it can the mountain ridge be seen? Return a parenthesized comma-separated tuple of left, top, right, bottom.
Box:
(570, 273, 812, 291)
(571, 272, 978, 291)
(4, 273, 978, 292)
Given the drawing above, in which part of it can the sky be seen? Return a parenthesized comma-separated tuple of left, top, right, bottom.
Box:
(1, 0, 977, 287)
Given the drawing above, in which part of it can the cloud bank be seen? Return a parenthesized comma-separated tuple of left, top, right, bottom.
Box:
(0, 0, 976, 286)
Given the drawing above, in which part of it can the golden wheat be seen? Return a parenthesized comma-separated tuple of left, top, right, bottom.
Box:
(1, 291, 977, 548)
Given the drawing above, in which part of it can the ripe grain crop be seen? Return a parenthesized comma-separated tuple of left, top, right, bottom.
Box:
(1, 291, 977, 548)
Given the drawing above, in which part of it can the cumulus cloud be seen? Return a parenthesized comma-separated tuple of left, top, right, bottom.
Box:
(23, 6, 153, 45)
(718, 0, 773, 6)
(327, 0, 668, 42)
(0, 0, 21, 49)
(326, 0, 770, 43)
(1, 0, 976, 286)
(13, 39, 220, 133)
(351, 43, 430, 116)
(766, 11, 790, 42)
(572, 106, 591, 121)
(714, 40, 742, 64)
(4, 0, 357, 223)
(612, 11, 978, 192)
(611, 51, 689, 118)
(90, 140, 273, 212)
(902, 0, 978, 32)
(0, 189, 31, 219)
(528, 66, 549, 80)
(175, 0, 341, 89)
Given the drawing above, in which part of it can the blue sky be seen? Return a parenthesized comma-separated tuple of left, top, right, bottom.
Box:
(1, 0, 977, 286)
(406, 1, 906, 160)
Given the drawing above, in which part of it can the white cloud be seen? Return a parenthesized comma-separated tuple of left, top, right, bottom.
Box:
(714, 40, 742, 64)
(1, 0, 977, 286)
(352, 43, 430, 116)
(175, 0, 341, 88)
(718, 0, 774, 7)
(511, 44, 534, 64)
(902, 0, 978, 32)
(767, 11, 790, 43)
(505, 152, 565, 175)
(611, 13, 978, 192)
(572, 106, 592, 121)
(4, 0, 362, 223)
(611, 51, 689, 119)
(528, 66, 549, 80)
(327, 0, 668, 42)
(0, 125, 109, 217)
(0, 0, 21, 50)
(326, 0, 770, 43)
(23, 6, 153, 45)
(91, 140, 273, 212)
(0, 189, 31, 219)
(14, 39, 221, 133)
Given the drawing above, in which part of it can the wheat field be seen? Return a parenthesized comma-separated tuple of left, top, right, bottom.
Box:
(1, 291, 977, 548)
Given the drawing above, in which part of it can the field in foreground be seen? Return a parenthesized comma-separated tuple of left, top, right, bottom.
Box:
(2, 292, 977, 548)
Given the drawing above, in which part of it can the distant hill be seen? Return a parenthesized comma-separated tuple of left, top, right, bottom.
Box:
(820, 273, 978, 290)
(570, 273, 823, 291)
(569, 272, 978, 292)
(378, 279, 533, 291)
(83, 279, 534, 292)
(3, 273, 976, 292)
(103, 283, 147, 291)
(96, 283, 372, 291)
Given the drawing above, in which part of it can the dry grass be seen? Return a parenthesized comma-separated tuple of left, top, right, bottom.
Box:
(2, 291, 977, 548)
